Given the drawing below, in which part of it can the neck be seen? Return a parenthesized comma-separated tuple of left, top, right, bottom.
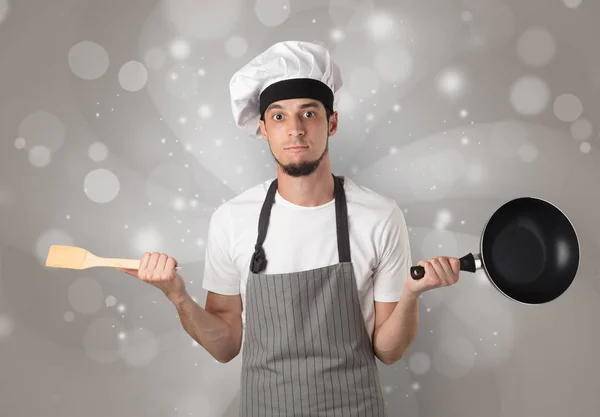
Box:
(276, 159, 335, 207)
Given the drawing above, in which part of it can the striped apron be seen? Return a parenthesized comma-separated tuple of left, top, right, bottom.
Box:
(240, 174, 387, 417)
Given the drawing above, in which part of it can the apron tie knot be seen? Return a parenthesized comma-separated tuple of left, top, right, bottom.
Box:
(250, 244, 267, 274)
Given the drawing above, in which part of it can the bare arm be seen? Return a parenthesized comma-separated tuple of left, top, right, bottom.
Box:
(169, 290, 243, 363)
(372, 283, 419, 365)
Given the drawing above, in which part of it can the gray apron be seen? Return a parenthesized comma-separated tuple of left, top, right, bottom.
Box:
(240, 174, 387, 417)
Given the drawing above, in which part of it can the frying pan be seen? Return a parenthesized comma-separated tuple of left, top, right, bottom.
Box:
(410, 197, 580, 304)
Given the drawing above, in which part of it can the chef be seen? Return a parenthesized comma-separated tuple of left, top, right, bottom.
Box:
(118, 40, 461, 416)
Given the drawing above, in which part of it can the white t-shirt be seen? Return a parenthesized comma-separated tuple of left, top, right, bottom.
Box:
(201, 176, 412, 341)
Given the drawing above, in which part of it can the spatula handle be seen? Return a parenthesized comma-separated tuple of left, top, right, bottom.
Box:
(98, 258, 181, 271)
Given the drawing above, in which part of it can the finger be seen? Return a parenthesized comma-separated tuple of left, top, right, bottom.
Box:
(148, 252, 161, 275)
(418, 260, 438, 285)
(165, 256, 178, 273)
(429, 258, 447, 286)
(139, 252, 151, 276)
(156, 253, 168, 277)
(449, 257, 461, 278)
(435, 257, 456, 285)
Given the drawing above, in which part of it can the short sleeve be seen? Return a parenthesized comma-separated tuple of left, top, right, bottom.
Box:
(201, 204, 241, 295)
(372, 203, 412, 302)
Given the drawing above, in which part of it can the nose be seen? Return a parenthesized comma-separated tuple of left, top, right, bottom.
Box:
(288, 116, 305, 137)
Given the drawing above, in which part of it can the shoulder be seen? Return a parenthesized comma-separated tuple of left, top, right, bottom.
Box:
(209, 178, 275, 225)
(343, 177, 402, 216)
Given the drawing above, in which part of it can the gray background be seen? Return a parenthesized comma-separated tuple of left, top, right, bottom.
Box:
(1, 0, 599, 416)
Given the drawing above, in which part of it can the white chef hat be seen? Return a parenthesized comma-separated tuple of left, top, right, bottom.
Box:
(229, 40, 343, 136)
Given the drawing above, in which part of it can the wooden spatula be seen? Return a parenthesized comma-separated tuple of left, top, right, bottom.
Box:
(45, 245, 181, 271)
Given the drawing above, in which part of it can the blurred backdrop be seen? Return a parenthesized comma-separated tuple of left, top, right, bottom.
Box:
(1, 0, 599, 416)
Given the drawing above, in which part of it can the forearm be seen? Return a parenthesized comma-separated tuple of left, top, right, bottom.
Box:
(373, 283, 420, 365)
(170, 292, 241, 363)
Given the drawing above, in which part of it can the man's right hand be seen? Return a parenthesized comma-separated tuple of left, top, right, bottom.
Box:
(117, 252, 186, 301)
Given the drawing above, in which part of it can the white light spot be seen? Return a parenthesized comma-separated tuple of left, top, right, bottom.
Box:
(563, 0, 582, 8)
(436, 70, 465, 99)
(516, 27, 556, 67)
(119, 61, 148, 92)
(133, 227, 164, 254)
(580, 142, 591, 153)
(83, 318, 124, 363)
(143, 47, 166, 70)
(393, 104, 401, 112)
(408, 352, 431, 375)
(198, 104, 213, 119)
(330, 28, 345, 41)
(14, 137, 26, 149)
(365, 12, 398, 41)
(84, 169, 120, 203)
(553, 93, 583, 122)
(105, 296, 117, 307)
(571, 118, 593, 140)
(435, 209, 452, 230)
(88, 141, 109, 162)
(173, 197, 186, 211)
(18, 111, 66, 152)
(169, 38, 191, 60)
(68, 41, 110, 80)
(0, 314, 14, 338)
(509, 75, 550, 116)
(461, 11, 473, 22)
(28, 146, 51, 167)
(225, 35, 248, 57)
(0, 0, 10, 26)
(116, 304, 126, 313)
(255, 0, 290, 27)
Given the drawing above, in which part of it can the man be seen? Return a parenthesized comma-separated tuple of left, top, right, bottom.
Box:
(118, 40, 461, 416)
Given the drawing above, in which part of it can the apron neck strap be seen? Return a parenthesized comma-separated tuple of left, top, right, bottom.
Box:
(250, 174, 351, 274)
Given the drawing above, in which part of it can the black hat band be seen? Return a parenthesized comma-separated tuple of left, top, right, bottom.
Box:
(259, 78, 334, 120)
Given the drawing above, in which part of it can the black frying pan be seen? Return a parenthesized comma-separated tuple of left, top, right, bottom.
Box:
(410, 197, 580, 304)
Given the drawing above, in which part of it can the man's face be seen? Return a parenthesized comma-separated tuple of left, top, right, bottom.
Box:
(258, 98, 338, 177)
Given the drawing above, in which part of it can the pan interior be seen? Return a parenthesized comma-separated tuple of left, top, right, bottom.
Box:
(481, 198, 579, 304)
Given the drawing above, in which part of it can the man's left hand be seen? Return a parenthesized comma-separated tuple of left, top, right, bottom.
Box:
(404, 256, 461, 298)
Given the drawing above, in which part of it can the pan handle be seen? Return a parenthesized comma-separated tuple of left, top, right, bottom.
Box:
(410, 253, 478, 280)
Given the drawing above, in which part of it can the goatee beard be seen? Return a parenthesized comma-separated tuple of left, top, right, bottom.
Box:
(272, 138, 329, 178)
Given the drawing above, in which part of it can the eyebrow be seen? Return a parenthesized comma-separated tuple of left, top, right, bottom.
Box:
(265, 101, 321, 113)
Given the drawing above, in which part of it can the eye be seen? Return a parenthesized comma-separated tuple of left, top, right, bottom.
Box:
(272, 113, 283, 121)
(305, 111, 315, 118)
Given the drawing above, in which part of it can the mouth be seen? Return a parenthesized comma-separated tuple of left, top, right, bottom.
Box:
(285, 146, 309, 153)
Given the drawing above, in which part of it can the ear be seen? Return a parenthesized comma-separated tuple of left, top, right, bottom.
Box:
(328, 111, 339, 136)
(258, 119, 268, 141)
